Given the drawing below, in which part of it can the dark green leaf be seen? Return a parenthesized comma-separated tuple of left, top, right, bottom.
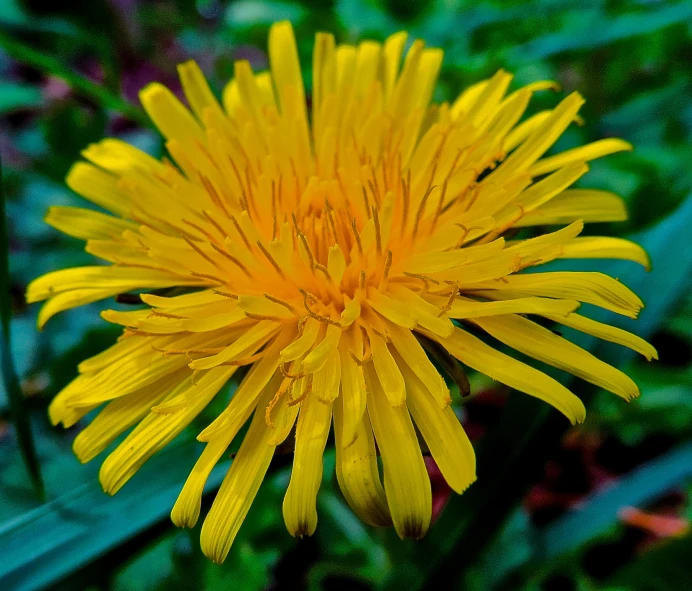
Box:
(0, 438, 227, 591)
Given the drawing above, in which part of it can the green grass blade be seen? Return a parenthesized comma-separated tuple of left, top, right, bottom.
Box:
(0, 31, 150, 128)
(0, 154, 44, 499)
(0, 440, 227, 591)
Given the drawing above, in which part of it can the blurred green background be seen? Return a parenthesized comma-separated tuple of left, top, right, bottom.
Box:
(1, 0, 692, 589)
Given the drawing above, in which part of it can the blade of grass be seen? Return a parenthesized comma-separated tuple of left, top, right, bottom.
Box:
(0, 153, 44, 499)
(0, 439, 228, 591)
(0, 31, 150, 128)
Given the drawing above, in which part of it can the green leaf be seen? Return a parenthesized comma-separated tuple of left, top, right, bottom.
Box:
(0, 153, 44, 499)
(0, 437, 227, 591)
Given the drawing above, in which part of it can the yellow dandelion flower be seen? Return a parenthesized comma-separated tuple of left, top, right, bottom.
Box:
(27, 21, 656, 563)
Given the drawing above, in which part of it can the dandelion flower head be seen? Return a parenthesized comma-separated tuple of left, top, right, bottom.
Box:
(27, 21, 656, 563)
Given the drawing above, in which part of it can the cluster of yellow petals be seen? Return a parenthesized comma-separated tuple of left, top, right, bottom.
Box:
(27, 21, 655, 563)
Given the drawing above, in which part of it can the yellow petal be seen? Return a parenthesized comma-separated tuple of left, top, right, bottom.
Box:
(475, 314, 639, 400)
(450, 79, 487, 119)
(407, 237, 506, 274)
(412, 48, 444, 111)
(469, 272, 644, 318)
(389, 40, 425, 119)
(364, 363, 431, 539)
(65, 162, 130, 216)
(171, 435, 228, 529)
(221, 78, 240, 115)
(280, 319, 320, 362)
(381, 31, 407, 100)
(340, 295, 361, 327)
(387, 322, 450, 407)
(367, 290, 417, 329)
(172, 370, 285, 529)
(81, 137, 167, 177)
(283, 395, 333, 537)
(462, 69, 512, 127)
(200, 379, 294, 564)
(268, 21, 308, 130)
(268, 375, 302, 446)
(448, 296, 579, 318)
(177, 59, 226, 124)
(140, 289, 223, 309)
(45, 206, 137, 241)
(354, 41, 381, 97)
(387, 285, 454, 337)
(198, 331, 294, 441)
(302, 324, 342, 373)
(485, 87, 531, 140)
(543, 312, 658, 361)
(556, 237, 650, 270)
(139, 82, 205, 144)
(504, 220, 584, 260)
(313, 347, 341, 402)
(333, 392, 391, 526)
(99, 367, 234, 495)
(367, 327, 406, 406)
(27, 266, 198, 303)
(397, 357, 476, 493)
(68, 333, 228, 407)
(514, 189, 628, 227)
(73, 371, 184, 463)
(189, 320, 280, 369)
(503, 110, 551, 152)
(48, 374, 88, 426)
(436, 326, 586, 424)
(34, 287, 128, 329)
(255, 71, 276, 107)
(237, 294, 295, 319)
(77, 334, 151, 373)
(512, 163, 588, 212)
(328, 245, 346, 284)
(490, 92, 585, 182)
(529, 138, 633, 176)
(312, 32, 336, 137)
(233, 60, 269, 136)
(47, 374, 98, 428)
(338, 331, 367, 446)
